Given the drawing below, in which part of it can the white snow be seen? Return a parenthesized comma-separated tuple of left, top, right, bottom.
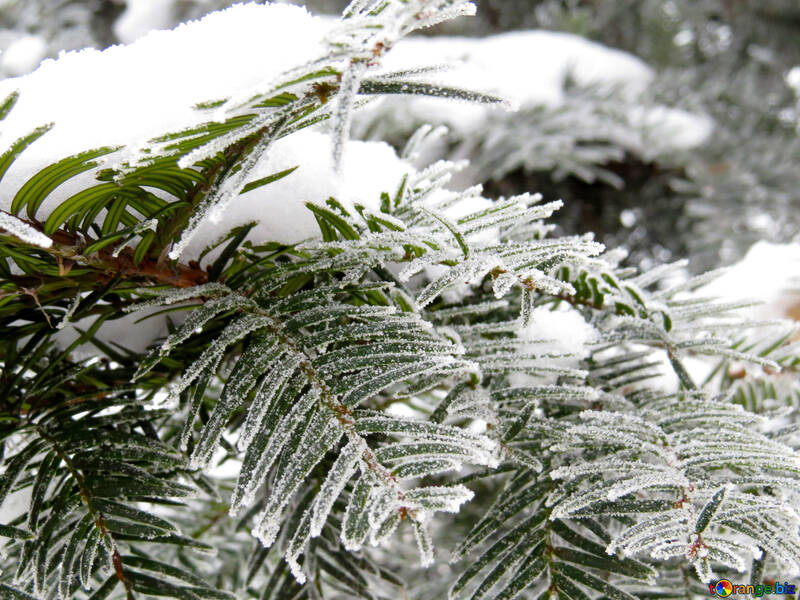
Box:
(509, 305, 598, 387)
(359, 30, 711, 152)
(181, 129, 410, 258)
(0, 35, 47, 77)
(0, 486, 31, 528)
(0, 3, 419, 262)
(0, 3, 333, 224)
(700, 241, 800, 322)
(641, 242, 800, 392)
(207, 445, 243, 479)
(519, 305, 597, 361)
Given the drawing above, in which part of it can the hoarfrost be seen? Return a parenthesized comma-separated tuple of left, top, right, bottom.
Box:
(237, 354, 301, 453)
(309, 437, 365, 537)
(251, 411, 341, 548)
(367, 487, 396, 530)
(285, 507, 313, 584)
(405, 485, 474, 513)
(332, 61, 368, 173)
(341, 473, 372, 551)
(158, 294, 255, 357)
(123, 283, 230, 313)
(412, 518, 435, 567)
(170, 314, 271, 417)
(54, 293, 81, 330)
(229, 387, 321, 515)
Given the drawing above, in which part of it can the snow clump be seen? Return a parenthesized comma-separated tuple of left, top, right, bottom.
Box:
(519, 306, 597, 363)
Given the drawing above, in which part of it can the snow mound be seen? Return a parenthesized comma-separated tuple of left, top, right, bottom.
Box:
(0, 3, 330, 160)
(0, 3, 334, 223)
(630, 106, 713, 152)
(506, 305, 597, 389)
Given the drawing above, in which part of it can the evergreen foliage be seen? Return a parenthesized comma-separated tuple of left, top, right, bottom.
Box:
(0, 1, 798, 599)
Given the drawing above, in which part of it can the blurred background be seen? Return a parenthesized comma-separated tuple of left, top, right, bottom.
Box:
(1, 0, 799, 274)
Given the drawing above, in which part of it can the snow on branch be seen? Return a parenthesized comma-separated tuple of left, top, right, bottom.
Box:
(0, 209, 51, 248)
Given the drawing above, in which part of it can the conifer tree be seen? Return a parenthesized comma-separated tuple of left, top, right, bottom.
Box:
(0, 2, 798, 600)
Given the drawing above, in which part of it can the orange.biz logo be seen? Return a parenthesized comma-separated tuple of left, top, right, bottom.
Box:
(710, 579, 796, 597)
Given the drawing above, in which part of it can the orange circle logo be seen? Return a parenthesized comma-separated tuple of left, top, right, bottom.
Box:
(714, 580, 733, 597)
